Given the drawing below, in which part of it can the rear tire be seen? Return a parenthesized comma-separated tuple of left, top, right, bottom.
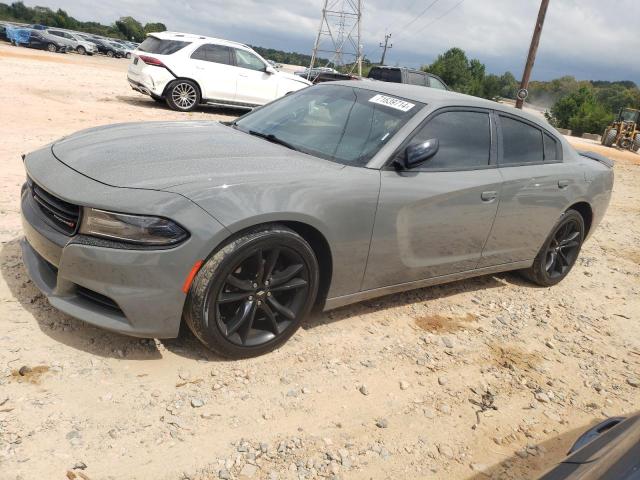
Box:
(106, 50, 114, 57)
(184, 225, 319, 358)
(521, 209, 585, 287)
(126, 52, 131, 59)
(166, 79, 201, 112)
(619, 137, 632, 150)
(46, 43, 57, 53)
(76, 46, 86, 55)
(633, 134, 640, 153)
(602, 129, 617, 147)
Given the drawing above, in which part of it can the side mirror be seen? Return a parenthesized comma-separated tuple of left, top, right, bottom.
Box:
(399, 139, 439, 169)
(265, 65, 277, 75)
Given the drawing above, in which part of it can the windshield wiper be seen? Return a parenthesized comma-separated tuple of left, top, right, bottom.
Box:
(247, 130, 298, 152)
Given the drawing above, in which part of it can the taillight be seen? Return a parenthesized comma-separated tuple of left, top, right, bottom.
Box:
(138, 55, 165, 67)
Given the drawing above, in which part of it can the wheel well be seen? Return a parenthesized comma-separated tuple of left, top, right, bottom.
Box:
(280, 221, 333, 312)
(568, 202, 593, 236)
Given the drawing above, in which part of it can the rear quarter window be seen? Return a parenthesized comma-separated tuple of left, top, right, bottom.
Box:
(138, 37, 190, 55)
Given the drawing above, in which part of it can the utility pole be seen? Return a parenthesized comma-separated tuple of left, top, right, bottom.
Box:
(379, 33, 392, 65)
(515, 0, 550, 109)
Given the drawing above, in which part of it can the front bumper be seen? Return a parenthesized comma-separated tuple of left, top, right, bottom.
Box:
(20, 148, 230, 338)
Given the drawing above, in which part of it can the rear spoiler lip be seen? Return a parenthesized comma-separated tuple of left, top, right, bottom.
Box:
(579, 151, 614, 168)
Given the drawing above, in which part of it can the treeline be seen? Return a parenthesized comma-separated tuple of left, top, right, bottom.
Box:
(0, 1, 165, 41)
(422, 47, 640, 135)
(250, 46, 329, 69)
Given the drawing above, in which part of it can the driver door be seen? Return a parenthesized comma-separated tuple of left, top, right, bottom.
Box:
(362, 108, 503, 290)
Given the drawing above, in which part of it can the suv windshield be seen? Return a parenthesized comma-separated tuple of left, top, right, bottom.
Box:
(235, 84, 424, 166)
(138, 36, 190, 55)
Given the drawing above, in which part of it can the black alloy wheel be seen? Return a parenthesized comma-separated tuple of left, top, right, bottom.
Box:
(184, 225, 319, 358)
(543, 218, 582, 279)
(522, 209, 585, 286)
(211, 246, 310, 347)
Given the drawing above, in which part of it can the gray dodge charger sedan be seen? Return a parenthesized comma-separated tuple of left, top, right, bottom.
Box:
(20, 81, 614, 358)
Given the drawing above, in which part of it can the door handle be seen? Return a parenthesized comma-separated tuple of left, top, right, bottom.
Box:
(558, 180, 569, 189)
(481, 191, 498, 202)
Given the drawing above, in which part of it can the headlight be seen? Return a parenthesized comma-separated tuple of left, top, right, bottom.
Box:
(79, 208, 188, 246)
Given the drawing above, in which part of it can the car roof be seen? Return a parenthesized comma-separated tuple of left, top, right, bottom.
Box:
(149, 31, 249, 49)
(333, 79, 553, 130)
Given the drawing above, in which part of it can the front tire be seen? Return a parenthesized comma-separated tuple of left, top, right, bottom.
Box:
(76, 46, 86, 55)
(184, 225, 319, 358)
(166, 79, 201, 112)
(106, 50, 114, 57)
(521, 209, 585, 287)
(46, 43, 57, 53)
(602, 129, 617, 147)
(633, 134, 640, 153)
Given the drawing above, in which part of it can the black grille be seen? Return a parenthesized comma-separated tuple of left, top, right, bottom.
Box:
(29, 178, 80, 235)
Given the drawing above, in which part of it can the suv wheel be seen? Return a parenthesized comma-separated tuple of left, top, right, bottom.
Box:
(184, 225, 319, 358)
(46, 43, 57, 52)
(76, 45, 86, 55)
(106, 50, 114, 57)
(166, 80, 201, 112)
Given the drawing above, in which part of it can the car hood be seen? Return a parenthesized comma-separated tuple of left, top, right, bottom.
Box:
(275, 71, 312, 86)
(50, 121, 340, 190)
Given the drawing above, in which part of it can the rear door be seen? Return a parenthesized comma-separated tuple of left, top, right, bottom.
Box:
(362, 108, 503, 290)
(188, 44, 237, 102)
(479, 113, 575, 266)
(232, 48, 278, 105)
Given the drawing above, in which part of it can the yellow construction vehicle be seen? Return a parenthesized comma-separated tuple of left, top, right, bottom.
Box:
(602, 108, 640, 152)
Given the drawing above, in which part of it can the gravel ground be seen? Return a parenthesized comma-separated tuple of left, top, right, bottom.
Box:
(0, 43, 639, 480)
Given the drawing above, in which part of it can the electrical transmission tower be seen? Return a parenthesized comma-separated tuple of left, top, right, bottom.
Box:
(309, 0, 363, 76)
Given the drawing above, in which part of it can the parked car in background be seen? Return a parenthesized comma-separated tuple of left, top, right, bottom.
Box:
(106, 40, 128, 58)
(77, 34, 122, 57)
(24, 29, 69, 53)
(111, 40, 134, 58)
(295, 68, 359, 84)
(20, 81, 613, 358)
(46, 29, 97, 55)
(368, 66, 448, 90)
(0, 23, 9, 42)
(540, 414, 640, 479)
(127, 32, 311, 111)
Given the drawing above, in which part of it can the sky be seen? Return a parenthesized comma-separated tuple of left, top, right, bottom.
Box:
(27, 0, 640, 83)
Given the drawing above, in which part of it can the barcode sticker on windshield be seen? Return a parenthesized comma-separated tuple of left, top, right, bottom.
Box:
(368, 94, 415, 112)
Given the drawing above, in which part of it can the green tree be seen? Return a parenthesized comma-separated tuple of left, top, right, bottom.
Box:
(114, 16, 144, 42)
(424, 47, 473, 93)
(547, 86, 613, 135)
(144, 22, 167, 35)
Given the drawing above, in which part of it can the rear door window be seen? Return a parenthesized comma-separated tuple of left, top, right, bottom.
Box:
(500, 116, 544, 165)
(406, 110, 492, 170)
(191, 44, 232, 64)
(138, 36, 190, 55)
(407, 71, 426, 86)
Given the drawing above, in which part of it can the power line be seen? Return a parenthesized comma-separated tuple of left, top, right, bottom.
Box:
(398, 0, 441, 32)
(421, 0, 466, 29)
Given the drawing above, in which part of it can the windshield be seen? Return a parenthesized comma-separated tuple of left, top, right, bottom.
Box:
(235, 85, 423, 166)
(620, 109, 639, 123)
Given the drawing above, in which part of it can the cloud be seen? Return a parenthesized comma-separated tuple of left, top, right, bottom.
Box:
(30, 0, 640, 82)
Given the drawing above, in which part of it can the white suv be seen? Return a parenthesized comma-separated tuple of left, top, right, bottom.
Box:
(127, 32, 311, 111)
